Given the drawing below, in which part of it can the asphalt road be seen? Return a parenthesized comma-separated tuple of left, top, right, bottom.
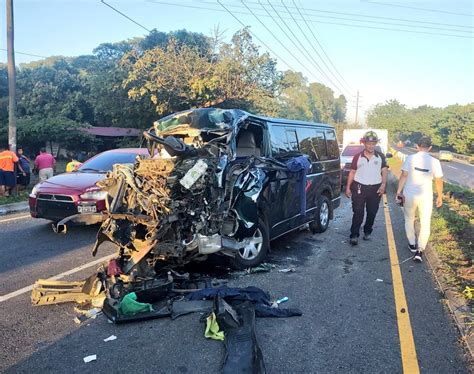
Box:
(394, 147, 474, 189)
(0, 183, 471, 373)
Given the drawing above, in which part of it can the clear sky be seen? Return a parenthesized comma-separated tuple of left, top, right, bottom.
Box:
(1, 0, 473, 123)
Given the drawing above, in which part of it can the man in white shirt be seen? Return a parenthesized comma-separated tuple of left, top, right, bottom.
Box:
(345, 131, 388, 246)
(396, 136, 443, 262)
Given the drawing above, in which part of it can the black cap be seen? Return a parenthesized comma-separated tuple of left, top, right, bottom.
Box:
(417, 136, 432, 148)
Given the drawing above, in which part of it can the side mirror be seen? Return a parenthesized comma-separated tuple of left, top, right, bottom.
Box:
(386, 153, 393, 158)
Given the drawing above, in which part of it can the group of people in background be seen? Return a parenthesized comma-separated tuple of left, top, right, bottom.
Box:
(0, 146, 58, 197)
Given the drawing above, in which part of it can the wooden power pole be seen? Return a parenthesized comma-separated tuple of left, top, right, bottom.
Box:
(6, 0, 17, 152)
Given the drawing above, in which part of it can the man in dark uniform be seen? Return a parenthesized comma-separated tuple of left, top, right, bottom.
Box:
(345, 131, 388, 245)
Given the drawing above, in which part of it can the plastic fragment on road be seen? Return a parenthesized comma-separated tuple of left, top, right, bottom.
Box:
(278, 267, 296, 273)
(375, 278, 384, 282)
(119, 292, 154, 316)
(205, 312, 225, 341)
(103, 335, 117, 342)
(463, 286, 473, 300)
(74, 307, 102, 324)
(83, 355, 97, 363)
(31, 275, 104, 306)
(272, 296, 289, 308)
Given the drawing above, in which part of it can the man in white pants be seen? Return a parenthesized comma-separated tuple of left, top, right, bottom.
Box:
(396, 136, 443, 262)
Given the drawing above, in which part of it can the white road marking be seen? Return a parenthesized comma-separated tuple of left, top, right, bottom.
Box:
(0, 254, 115, 303)
(0, 214, 31, 223)
(445, 165, 458, 170)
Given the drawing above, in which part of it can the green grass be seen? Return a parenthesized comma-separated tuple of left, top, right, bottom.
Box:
(389, 154, 473, 310)
(0, 190, 30, 205)
(431, 182, 473, 304)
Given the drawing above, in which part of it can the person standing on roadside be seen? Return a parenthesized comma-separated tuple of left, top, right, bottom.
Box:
(0, 145, 19, 196)
(34, 148, 56, 182)
(16, 146, 31, 191)
(65, 152, 82, 172)
(345, 131, 388, 246)
(396, 136, 443, 262)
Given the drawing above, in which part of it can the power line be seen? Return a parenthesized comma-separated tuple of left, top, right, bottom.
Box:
(147, 1, 473, 39)
(229, 0, 473, 34)
(215, 0, 296, 71)
(100, 0, 152, 32)
(285, 0, 353, 96)
(366, 0, 474, 18)
(239, 1, 319, 82)
(0, 48, 47, 58)
(296, 0, 354, 94)
(239, 0, 473, 29)
(262, 0, 348, 95)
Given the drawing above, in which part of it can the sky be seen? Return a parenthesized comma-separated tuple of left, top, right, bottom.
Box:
(0, 0, 473, 124)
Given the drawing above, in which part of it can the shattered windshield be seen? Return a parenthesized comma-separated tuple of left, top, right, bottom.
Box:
(154, 108, 237, 134)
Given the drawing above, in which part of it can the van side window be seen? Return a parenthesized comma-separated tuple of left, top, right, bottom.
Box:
(285, 129, 298, 151)
(270, 126, 299, 155)
(325, 130, 339, 160)
(313, 130, 328, 161)
(297, 128, 328, 161)
(297, 128, 318, 162)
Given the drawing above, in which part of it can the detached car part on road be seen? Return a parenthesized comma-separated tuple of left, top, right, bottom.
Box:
(59, 108, 341, 271)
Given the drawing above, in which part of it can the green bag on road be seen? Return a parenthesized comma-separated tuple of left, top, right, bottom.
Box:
(119, 292, 154, 315)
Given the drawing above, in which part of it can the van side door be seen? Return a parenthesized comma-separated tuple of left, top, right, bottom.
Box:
(266, 124, 302, 238)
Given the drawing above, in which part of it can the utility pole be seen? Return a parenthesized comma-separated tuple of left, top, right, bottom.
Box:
(354, 90, 360, 127)
(7, 0, 17, 152)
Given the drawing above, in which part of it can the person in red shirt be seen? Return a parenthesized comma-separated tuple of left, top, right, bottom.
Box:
(0, 144, 19, 196)
(34, 148, 56, 182)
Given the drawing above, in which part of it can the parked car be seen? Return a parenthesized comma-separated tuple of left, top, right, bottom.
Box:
(439, 150, 454, 162)
(29, 148, 149, 221)
(64, 108, 342, 270)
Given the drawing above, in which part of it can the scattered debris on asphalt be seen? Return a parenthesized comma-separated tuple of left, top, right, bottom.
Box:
(103, 335, 117, 342)
(278, 267, 296, 273)
(73, 307, 102, 324)
(83, 355, 97, 363)
(375, 278, 384, 282)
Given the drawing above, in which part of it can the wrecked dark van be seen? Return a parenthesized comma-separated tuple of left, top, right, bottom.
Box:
(60, 108, 341, 271)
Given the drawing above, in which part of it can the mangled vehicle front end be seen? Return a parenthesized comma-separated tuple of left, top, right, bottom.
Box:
(81, 109, 279, 273)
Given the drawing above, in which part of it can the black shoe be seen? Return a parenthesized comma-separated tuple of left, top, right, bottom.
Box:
(363, 233, 371, 241)
(408, 244, 418, 253)
(350, 238, 358, 246)
(413, 250, 423, 262)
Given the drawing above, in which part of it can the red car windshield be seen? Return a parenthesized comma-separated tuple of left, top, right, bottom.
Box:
(342, 145, 382, 156)
(77, 152, 141, 173)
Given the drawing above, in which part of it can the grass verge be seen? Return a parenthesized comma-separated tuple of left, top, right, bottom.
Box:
(0, 190, 30, 206)
(389, 152, 473, 340)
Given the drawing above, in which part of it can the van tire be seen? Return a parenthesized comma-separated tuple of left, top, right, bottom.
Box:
(230, 218, 269, 270)
(310, 195, 331, 233)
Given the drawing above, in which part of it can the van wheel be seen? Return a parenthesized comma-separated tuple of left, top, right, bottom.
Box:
(310, 195, 331, 233)
(230, 218, 269, 270)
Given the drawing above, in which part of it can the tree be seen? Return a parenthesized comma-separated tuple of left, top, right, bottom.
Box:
(122, 28, 280, 117)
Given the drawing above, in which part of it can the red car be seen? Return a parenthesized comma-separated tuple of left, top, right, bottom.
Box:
(29, 148, 149, 221)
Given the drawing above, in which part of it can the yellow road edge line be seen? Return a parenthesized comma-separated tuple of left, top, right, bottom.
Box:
(0, 254, 115, 303)
(0, 214, 31, 223)
(383, 194, 420, 374)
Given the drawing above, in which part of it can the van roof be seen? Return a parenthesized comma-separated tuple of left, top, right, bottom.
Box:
(248, 113, 334, 128)
(154, 108, 334, 134)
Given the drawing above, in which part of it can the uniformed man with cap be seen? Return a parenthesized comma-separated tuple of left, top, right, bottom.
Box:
(345, 131, 388, 245)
